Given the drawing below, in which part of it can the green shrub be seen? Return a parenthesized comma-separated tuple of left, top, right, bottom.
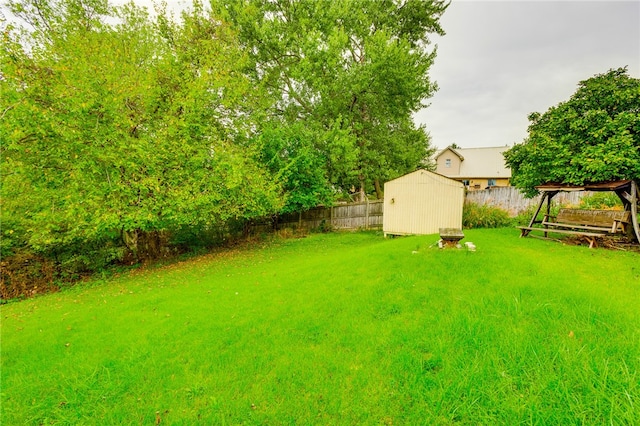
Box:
(511, 203, 563, 226)
(463, 202, 511, 229)
(579, 193, 623, 210)
(0, 234, 128, 300)
(0, 217, 27, 259)
(169, 225, 227, 252)
(315, 219, 334, 233)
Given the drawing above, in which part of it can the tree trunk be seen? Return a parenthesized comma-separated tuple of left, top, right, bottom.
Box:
(122, 229, 139, 256)
(356, 174, 366, 202)
(122, 229, 167, 261)
(374, 179, 383, 200)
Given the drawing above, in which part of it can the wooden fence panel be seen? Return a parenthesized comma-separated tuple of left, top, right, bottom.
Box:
(255, 200, 384, 232)
(465, 187, 591, 216)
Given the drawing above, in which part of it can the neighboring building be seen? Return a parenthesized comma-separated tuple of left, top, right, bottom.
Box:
(383, 170, 464, 237)
(434, 146, 511, 190)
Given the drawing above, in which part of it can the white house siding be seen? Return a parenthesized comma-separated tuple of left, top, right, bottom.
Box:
(383, 170, 464, 236)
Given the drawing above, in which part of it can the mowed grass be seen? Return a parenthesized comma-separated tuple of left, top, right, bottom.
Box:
(2, 229, 639, 425)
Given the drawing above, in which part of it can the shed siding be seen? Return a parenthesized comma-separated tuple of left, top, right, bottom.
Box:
(383, 170, 464, 236)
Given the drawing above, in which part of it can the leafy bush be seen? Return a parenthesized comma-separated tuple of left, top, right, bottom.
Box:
(579, 193, 623, 210)
(315, 219, 334, 233)
(511, 203, 563, 227)
(169, 225, 228, 253)
(1, 235, 126, 300)
(463, 202, 512, 229)
(0, 216, 28, 259)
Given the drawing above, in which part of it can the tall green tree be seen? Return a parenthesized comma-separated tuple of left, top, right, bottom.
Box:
(1, 0, 282, 262)
(504, 67, 640, 197)
(211, 0, 447, 199)
(254, 122, 334, 213)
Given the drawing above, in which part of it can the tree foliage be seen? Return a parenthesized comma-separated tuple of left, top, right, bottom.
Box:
(1, 0, 282, 263)
(1, 0, 448, 288)
(254, 122, 334, 213)
(211, 0, 446, 199)
(504, 68, 640, 197)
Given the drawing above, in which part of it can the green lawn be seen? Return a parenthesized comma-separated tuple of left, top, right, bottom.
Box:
(2, 229, 639, 425)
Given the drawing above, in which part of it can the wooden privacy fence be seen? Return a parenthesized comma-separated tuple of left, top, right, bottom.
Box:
(465, 186, 590, 216)
(248, 187, 594, 235)
(250, 200, 384, 233)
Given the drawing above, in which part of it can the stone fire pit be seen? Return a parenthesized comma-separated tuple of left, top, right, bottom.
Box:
(439, 228, 464, 248)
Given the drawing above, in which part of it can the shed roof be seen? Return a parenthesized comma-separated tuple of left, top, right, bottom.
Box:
(386, 169, 464, 188)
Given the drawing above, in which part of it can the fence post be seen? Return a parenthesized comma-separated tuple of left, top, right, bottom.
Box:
(331, 205, 334, 229)
(365, 199, 370, 230)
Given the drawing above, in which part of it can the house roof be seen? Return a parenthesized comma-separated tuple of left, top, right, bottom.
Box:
(437, 146, 511, 179)
(435, 147, 464, 161)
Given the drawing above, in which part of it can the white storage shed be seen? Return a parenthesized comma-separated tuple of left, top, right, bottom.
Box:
(383, 170, 464, 237)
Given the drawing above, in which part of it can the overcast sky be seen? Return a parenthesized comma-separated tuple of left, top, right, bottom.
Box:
(416, 0, 640, 150)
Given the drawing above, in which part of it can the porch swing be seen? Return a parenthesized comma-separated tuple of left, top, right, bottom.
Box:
(517, 180, 640, 248)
